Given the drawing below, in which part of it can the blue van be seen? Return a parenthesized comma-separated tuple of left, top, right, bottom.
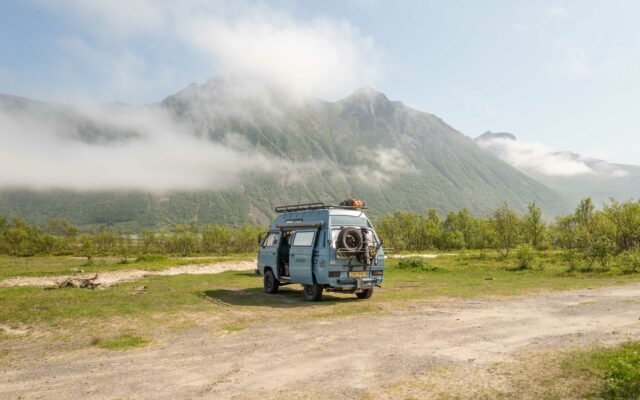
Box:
(257, 200, 384, 301)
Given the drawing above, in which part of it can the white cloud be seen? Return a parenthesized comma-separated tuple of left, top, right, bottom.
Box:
(354, 147, 416, 184)
(511, 23, 529, 33)
(0, 102, 305, 192)
(546, 6, 568, 17)
(35, 0, 381, 101)
(476, 135, 631, 178)
(477, 136, 593, 177)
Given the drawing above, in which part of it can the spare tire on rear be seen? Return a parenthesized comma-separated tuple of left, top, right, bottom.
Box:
(337, 227, 363, 252)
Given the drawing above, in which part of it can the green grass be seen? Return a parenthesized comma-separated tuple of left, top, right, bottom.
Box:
(220, 323, 246, 333)
(516, 342, 640, 399)
(0, 254, 254, 280)
(91, 334, 150, 350)
(559, 342, 640, 399)
(0, 251, 639, 339)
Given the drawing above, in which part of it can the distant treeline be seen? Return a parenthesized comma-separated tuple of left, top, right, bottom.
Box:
(376, 198, 640, 271)
(0, 198, 639, 271)
(0, 218, 262, 257)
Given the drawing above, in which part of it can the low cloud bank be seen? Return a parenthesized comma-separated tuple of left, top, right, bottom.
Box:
(476, 135, 629, 178)
(0, 102, 302, 192)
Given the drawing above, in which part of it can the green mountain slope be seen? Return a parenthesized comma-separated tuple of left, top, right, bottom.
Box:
(0, 80, 569, 228)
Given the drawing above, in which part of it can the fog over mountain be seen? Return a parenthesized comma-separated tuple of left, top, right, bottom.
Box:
(475, 131, 640, 205)
(0, 79, 569, 228)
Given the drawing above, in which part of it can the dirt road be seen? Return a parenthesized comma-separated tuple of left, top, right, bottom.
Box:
(1, 283, 639, 399)
(0, 261, 257, 288)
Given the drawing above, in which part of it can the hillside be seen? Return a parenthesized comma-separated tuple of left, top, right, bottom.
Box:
(0, 80, 569, 228)
(475, 131, 640, 206)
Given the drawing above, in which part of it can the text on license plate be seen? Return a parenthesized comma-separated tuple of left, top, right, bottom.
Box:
(348, 271, 366, 278)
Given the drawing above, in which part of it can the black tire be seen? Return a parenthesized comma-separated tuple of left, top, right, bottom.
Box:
(303, 283, 323, 301)
(356, 288, 373, 299)
(337, 227, 363, 252)
(264, 269, 279, 294)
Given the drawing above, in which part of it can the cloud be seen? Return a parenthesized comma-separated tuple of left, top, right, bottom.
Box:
(546, 6, 568, 17)
(477, 136, 593, 177)
(0, 101, 305, 192)
(511, 23, 529, 33)
(476, 135, 630, 178)
(354, 148, 416, 184)
(34, 0, 381, 101)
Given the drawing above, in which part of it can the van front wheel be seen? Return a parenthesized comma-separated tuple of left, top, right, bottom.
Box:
(356, 288, 373, 299)
(303, 283, 323, 301)
(264, 269, 279, 294)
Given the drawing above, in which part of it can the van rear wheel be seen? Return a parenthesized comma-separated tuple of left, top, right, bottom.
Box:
(356, 288, 373, 299)
(303, 283, 323, 301)
(264, 269, 279, 294)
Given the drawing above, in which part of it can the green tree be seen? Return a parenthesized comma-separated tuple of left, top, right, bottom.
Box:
(603, 199, 640, 252)
(492, 202, 520, 257)
(522, 202, 546, 249)
(140, 229, 156, 254)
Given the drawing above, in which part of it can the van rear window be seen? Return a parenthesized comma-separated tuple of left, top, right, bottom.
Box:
(330, 215, 370, 227)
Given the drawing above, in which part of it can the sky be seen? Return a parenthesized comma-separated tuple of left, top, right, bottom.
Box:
(1, 0, 639, 165)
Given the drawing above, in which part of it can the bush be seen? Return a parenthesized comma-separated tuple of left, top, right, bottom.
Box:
(397, 257, 440, 272)
(619, 249, 640, 274)
(563, 248, 581, 272)
(514, 244, 536, 270)
(602, 342, 640, 399)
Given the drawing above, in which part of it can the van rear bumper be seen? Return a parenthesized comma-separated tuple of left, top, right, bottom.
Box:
(332, 277, 379, 290)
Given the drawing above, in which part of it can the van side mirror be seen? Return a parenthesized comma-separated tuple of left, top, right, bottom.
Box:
(258, 233, 264, 246)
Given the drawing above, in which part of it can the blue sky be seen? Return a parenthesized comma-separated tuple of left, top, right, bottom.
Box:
(1, 0, 639, 164)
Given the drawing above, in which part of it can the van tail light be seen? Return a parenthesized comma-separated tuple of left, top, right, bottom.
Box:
(371, 270, 383, 276)
(328, 271, 341, 277)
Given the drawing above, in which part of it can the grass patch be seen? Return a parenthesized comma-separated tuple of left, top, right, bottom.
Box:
(1, 251, 640, 339)
(91, 334, 150, 350)
(564, 342, 640, 399)
(134, 254, 167, 263)
(220, 323, 246, 333)
(505, 342, 640, 399)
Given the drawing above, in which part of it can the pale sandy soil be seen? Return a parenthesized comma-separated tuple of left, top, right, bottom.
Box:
(0, 261, 257, 288)
(1, 283, 639, 399)
(387, 253, 457, 259)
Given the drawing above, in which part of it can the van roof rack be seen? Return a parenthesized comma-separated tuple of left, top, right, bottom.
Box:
(274, 202, 367, 213)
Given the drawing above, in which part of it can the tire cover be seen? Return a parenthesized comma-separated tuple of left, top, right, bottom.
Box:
(337, 227, 363, 252)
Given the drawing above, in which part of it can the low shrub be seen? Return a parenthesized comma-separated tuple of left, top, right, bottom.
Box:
(619, 249, 640, 274)
(514, 244, 536, 270)
(397, 257, 441, 272)
(601, 342, 640, 399)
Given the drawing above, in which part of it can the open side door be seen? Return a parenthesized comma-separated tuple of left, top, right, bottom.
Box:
(289, 230, 317, 285)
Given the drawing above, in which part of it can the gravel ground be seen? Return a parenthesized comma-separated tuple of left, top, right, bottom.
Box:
(1, 283, 639, 399)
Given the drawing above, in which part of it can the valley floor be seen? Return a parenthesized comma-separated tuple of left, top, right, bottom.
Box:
(1, 283, 639, 399)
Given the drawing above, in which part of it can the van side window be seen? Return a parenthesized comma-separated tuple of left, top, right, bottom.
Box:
(263, 233, 279, 247)
(292, 231, 315, 247)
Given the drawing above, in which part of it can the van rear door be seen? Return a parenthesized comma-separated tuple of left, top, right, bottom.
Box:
(289, 230, 316, 285)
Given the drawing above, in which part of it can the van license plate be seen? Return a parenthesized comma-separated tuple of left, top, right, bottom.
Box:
(349, 271, 366, 278)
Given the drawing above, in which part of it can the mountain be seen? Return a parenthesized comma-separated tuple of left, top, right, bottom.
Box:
(0, 80, 569, 228)
(475, 131, 640, 205)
